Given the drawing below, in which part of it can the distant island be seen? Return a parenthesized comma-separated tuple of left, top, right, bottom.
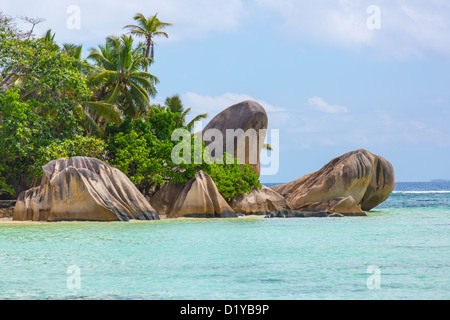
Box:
(431, 179, 450, 182)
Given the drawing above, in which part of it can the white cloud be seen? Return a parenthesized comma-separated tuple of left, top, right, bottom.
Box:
(284, 107, 450, 150)
(183, 92, 284, 114)
(307, 96, 348, 114)
(255, 0, 450, 58)
(181, 92, 287, 129)
(6, 0, 450, 58)
(255, 0, 374, 47)
(1, 0, 245, 44)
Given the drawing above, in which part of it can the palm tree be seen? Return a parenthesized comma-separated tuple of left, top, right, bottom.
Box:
(164, 94, 208, 132)
(87, 35, 159, 119)
(123, 13, 172, 71)
(74, 100, 122, 137)
(62, 43, 83, 60)
(59, 42, 121, 137)
(43, 29, 56, 44)
(42, 29, 60, 52)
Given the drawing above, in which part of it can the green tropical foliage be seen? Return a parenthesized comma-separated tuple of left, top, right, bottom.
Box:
(62, 43, 83, 60)
(0, 19, 120, 138)
(0, 89, 80, 193)
(88, 35, 159, 119)
(43, 29, 56, 46)
(105, 114, 210, 195)
(206, 154, 262, 201)
(163, 94, 208, 132)
(34, 135, 106, 178)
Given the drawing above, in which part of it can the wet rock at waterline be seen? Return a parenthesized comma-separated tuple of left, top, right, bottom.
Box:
(265, 210, 365, 218)
(14, 157, 159, 221)
(271, 149, 395, 213)
(0, 200, 16, 218)
(294, 196, 366, 216)
(228, 185, 290, 216)
(150, 171, 237, 219)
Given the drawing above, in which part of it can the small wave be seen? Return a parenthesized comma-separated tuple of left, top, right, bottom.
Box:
(392, 191, 450, 194)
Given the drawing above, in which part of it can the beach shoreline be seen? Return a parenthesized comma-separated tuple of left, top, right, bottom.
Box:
(0, 215, 266, 224)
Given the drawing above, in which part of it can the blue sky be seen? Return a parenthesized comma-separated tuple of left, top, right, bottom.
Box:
(2, 0, 450, 183)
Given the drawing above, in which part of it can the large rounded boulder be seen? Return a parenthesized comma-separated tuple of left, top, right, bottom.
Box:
(14, 157, 159, 221)
(202, 100, 268, 177)
(272, 149, 395, 213)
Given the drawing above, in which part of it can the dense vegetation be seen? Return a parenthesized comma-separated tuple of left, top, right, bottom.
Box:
(0, 11, 261, 201)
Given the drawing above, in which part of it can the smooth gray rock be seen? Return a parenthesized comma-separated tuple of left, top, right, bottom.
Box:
(14, 157, 159, 221)
(202, 100, 268, 177)
(150, 171, 237, 219)
(271, 149, 395, 212)
(228, 185, 290, 216)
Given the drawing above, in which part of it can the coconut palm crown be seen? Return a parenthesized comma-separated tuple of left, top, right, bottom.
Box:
(123, 13, 172, 71)
(87, 35, 159, 119)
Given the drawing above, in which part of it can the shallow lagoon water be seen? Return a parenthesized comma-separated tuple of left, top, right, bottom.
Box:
(0, 183, 449, 300)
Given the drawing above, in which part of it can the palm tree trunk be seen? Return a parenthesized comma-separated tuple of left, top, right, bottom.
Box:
(144, 36, 153, 73)
(150, 36, 154, 61)
(145, 38, 151, 72)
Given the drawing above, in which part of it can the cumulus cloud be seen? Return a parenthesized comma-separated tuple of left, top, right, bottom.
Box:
(5, 0, 450, 58)
(254, 0, 373, 46)
(285, 108, 450, 150)
(307, 96, 348, 114)
(183, 92, 284, 114)
(2, 0, 245, 44)
(255, 0, 450, 58)
(181, 92, 288, 129)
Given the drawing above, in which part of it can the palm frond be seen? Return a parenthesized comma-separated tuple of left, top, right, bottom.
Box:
(81, 101, 121, 124)
(73, 104, 104, 137)
(62, 43, 83, 59)
(87, 33, 158, 119)
(186, 113, 208, 132)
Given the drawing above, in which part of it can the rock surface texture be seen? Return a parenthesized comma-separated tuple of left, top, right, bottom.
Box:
(202, 100, 268, 177)
(228, 185, 290, 215)
(271, 149, 395, 214)
(14, 157, 159, 221)
(150, 171, 237, 218)
(0, 200, 16, 218)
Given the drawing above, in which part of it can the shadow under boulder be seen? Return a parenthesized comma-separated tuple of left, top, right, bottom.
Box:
(265, 210, 365, 218)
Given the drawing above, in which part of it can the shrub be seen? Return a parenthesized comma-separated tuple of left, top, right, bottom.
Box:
(34, 135, 106, 179)
(205, 154, 262, 201)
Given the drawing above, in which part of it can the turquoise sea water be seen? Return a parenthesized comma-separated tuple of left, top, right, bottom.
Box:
(0, 182, 449, 300)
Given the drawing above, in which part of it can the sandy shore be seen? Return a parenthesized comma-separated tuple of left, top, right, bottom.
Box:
(0, 215, 265, 224)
